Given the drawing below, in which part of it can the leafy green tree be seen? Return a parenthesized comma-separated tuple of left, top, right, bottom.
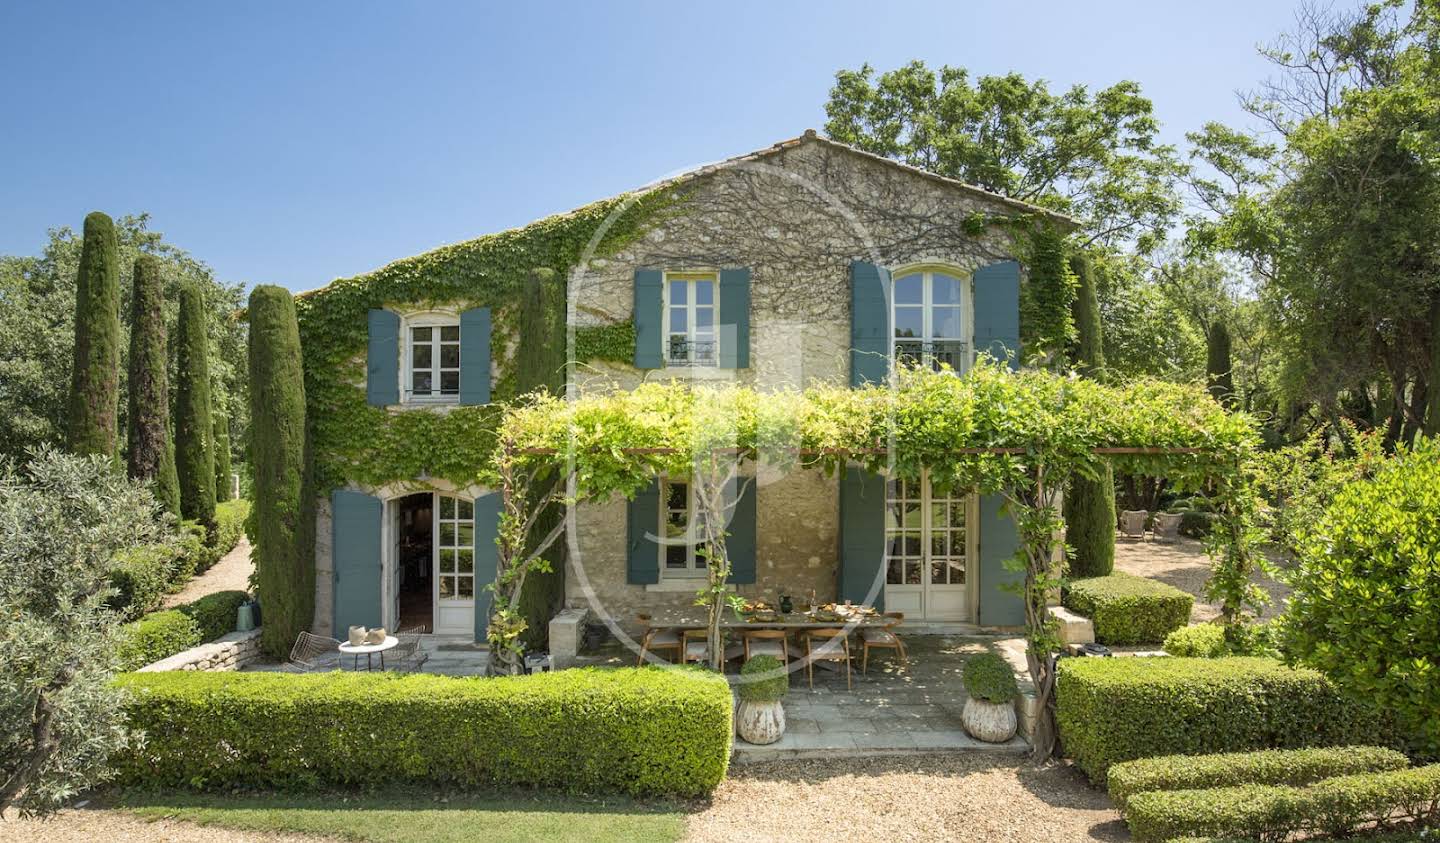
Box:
(1282, 436, 1440, 756)
(1093, 254, 1205, 383)
(824, 61, 1183, 250)
(213, 411, 233, 503)
(1063, 254, 1115, 577)
(125, 255, 180, 515)
(0, 448, 172, 816)
(247, 286, 313, 659)
(0, 215, 248, 464)
(174, 282, 216, 534)
(66, 212, 121, 458)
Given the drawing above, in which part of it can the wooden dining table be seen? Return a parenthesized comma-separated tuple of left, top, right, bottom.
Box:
(639, 608, 892, 631)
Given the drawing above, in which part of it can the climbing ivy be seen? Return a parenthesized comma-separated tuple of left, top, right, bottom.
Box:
(573, 320, 636, 365)
(1015, 222, 1078, 362)
(296, 189, 678, 493)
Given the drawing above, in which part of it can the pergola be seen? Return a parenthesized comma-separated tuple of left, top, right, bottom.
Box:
(484, 361, 1260, 755)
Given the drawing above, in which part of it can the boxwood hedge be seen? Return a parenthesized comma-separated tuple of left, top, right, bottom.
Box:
(1062, 572, 1192, 645)
(117, 610, 202, 672)
(1108, 745, 1409, 811)
(1125, 764, 1440, 841)
(177, 589, 248, 641)
(1056, 657, 1387, 783)
(115, 667, 732, 796)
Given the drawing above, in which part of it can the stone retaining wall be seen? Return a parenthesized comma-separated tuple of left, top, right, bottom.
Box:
(137, 628, 264, 672)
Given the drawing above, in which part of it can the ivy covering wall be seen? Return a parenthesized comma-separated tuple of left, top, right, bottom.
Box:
(295, 190, 676, 494)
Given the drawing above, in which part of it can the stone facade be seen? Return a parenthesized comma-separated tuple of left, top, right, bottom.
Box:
(137, 628, 264, 673)
(314, 497, 334, 638)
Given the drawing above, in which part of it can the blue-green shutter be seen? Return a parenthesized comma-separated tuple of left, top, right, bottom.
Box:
(626, 478, 661, 584)
(973, 260, 1021, 369)
(472, 491, 500, 641)
(978, 493, 1024, 626)
(850, 261, 891, 387)
(332, 489, 383, 634)
(459, 307, 491, 405)
(718, 268, 751, 369)
(838, 465, 885, 609)
(725, 478, 757, 584)
(633, 269, 663, 369)
(366, 309, 400, 406)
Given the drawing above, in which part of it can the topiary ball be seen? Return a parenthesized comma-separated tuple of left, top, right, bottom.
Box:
(963, 652, 1019, 703)
(738, 655, 789, 702)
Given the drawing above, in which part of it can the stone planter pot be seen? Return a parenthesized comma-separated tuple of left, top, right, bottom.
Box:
(962, 697, 1017, 743)
(736, 699, 786, 745)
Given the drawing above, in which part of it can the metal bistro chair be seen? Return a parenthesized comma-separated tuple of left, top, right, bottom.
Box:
(287, 631, 342, 672)
(636, 614, 683, 665)
(387, 625, 429, 672)
(860, 612, 908, 674)
(802, 627, 852, 690)
(1119, 509, 1149, 541)
(741, 628, 790, 666)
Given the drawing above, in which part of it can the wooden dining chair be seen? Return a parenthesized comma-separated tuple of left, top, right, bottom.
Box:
(861, 612, 908, 674)
(680, 628, 711, 665)
(636, 614, 682, 666)
(742, 628, 789, 665)
(802, 628, 851, 690)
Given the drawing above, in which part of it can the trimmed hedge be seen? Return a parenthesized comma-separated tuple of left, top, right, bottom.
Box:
(107, 501, 250, 619)
(738, 655, 788, 702)
(1108, 745, 1409, 811)
(1163, 624, 1228, 658)
(1126, 764, 1440, 842)
(963, 652, 1019, 703)
(1057, 657, 1387, 783)
(1063, 572, 1193, 645)
(117, 610, 201, 671)
(115, 668, 732, 796)
(178, 590, 248, 641)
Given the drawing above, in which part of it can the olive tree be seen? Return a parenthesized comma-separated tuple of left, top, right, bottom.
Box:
(0, 448, 172, 816)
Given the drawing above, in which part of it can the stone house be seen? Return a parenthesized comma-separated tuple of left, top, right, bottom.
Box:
(299, 131, 1074, 651)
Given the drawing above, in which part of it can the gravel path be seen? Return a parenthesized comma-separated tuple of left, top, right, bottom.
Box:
(1113, 535, 1290, 622)
(163, 537, 254, 608)
(0, 809, 329, 843)
(685, 756, 1126, 843)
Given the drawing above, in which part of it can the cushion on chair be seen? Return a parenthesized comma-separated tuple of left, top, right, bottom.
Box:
(862, 628, 899, 644)
(748, 640, 786, 658)
(684, 641, 709, 658)
(648, 629, 682, 646)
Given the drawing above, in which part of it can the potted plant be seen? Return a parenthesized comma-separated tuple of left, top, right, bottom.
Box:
(961, 652, 1019, 743)
(736, 655, 788, 745)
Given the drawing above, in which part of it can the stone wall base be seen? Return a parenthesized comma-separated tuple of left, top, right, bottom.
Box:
(137, 628, 264, 672)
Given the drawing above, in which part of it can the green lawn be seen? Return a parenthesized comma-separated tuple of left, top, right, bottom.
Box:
(118, 788, 687, 843)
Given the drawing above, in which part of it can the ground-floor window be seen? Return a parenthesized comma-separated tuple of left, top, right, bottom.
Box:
(659, 477, 708, 578)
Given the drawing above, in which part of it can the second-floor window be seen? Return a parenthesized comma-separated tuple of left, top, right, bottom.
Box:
(407, 317, 460, 400)
(665, 272, 718, 367)
(893, 268, 970, 372)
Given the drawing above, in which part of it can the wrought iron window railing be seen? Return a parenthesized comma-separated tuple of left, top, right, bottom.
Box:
(667, 336, 718, 367)
(893, 339, 971, 373)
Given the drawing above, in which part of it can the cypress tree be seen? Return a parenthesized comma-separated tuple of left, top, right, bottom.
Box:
(174, 282, 216, 534)
(1063, 254, 1116, 578)
(248, 285, 314, 659)
(1426, 299, 1440, 437)
(1206, 322, 1236, 408)
(66, 211, 122, 457)
(125, 255, 180, 515)
(213, 411, 233, 502)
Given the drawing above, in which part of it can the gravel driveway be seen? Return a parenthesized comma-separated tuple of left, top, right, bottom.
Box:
(1113, 535, 1290, 622)
(685, 755, 1126, 843)
(162, 537, 254, 608)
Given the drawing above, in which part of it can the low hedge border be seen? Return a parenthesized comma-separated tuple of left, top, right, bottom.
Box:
(1108, 745, 1409, 811)
(1126, 764, 1440, 842)
(109, 499, 251, 620)
(115, 668, 732, 797)
(1062, 572, 1192, 645)
(1057, 656, 1388, 783)
(116, 589, 250, 671)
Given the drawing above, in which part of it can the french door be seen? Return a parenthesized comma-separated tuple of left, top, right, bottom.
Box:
(883, 473, 974, 621)
(432, 494, 475, 635)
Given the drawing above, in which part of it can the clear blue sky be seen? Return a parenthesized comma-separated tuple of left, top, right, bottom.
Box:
(0, 1, 1301, 292)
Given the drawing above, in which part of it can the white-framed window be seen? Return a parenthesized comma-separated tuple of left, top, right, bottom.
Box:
(435, 494, 475, 601)
(892, 267, 972, 372)
(665, 272, 718, 367)
(405, 314, 460, 402)
(884, 473, 969, 588)
(659, 476, 709, 578)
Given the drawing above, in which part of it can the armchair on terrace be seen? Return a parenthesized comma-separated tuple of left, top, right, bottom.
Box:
(287, 631, 342, 672)
(387, 626, 429, 672)
(1119, 510, 1149, 541)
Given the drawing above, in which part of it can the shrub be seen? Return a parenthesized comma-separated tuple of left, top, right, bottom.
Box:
(1107, 745, 1409, 811)
(1164, 624, 1228, 658)
(1063, 572, 1192, 645)
(1178, 510, 1214, 539)
(174, 281, 216, 533)
(109, 542, 181, 621)
(963, 652, 1019, 703)
(205, 499, 249, 572)
(248, 285, 313, 660)
(1065, 468, 1116, 577)
(178, 590, 248, 641)
(117, 610, 201, 672)
(1056, 656, 1388, 783)
(115, 668, 732, 796)
(738, 655, 788, 702)
(1283, 436, 1440, 756)
(1125, 764, 1440, 842)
